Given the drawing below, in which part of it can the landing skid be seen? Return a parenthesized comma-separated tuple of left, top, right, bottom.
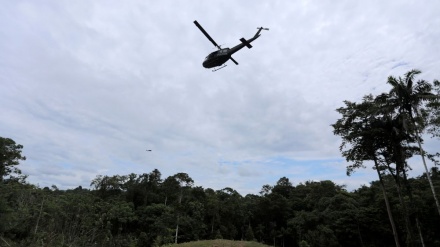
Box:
(212, 64, 227, 72)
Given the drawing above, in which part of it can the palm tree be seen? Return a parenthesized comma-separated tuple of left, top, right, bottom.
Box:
(387, 69, 440, 217)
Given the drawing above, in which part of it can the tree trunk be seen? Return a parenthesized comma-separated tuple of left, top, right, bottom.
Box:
(34, 197, 45, 235)
(389, 141, 415, 247)
(415, 217, 425, 247)
(175, 187, 183, 244)
(374, 157, 400, 247)
(356, 221, 365, 247)
(1, 237, 11, 247)
(401, 168, 425, 246)
(175, 222, 179, 244)
(211, 217, 214, 235)
(392, 166, 414, 247)
(413, 121, 440, 217)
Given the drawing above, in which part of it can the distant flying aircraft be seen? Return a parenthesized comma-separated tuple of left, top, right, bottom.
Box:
(146, 149, 152, 151)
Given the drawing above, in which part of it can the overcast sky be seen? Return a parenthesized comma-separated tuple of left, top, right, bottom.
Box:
(1, 0, 440, 195)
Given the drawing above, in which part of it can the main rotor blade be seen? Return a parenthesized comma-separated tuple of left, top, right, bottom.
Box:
(194, 20, 221, 49)
(230, 57, 239, 65)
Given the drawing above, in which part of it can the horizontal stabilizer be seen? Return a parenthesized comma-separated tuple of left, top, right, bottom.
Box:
(240, 38, 252, 49)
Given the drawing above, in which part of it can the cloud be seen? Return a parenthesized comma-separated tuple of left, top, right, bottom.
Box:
(1, 0, 440, 195)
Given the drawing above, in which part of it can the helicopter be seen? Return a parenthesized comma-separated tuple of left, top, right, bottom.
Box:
(194, 20, 268, 71)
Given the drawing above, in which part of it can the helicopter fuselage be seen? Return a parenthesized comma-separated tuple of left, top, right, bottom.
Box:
(202, 34, 260, 68)
(203, 49, 231, 68)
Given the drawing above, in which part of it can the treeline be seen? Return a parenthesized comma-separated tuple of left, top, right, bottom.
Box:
(1, 167, 440, 247)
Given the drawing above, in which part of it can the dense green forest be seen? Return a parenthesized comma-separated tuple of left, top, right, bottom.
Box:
(1, 70, 440, 247)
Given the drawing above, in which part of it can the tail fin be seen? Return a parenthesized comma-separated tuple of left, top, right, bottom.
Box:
(254, 27, 269, 37)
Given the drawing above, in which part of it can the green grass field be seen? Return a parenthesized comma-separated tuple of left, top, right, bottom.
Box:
(165, 239, 270, 247)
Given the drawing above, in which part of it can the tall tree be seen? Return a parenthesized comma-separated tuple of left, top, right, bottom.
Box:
(204, 188, 220, 238)
(332, 95, 401, 247)
(90, 175, 128, 198)
(171, 173, 194, 244)
(372, 93, 421, 246)
(387, 70, 440, 217)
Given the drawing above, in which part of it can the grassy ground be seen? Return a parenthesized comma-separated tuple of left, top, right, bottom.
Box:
(165, 239, 270, 247)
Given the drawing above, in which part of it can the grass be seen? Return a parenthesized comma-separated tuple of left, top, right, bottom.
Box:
(165, 239, 270, 247)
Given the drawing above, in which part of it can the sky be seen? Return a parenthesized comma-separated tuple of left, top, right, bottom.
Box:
(1, 0, 440, 195)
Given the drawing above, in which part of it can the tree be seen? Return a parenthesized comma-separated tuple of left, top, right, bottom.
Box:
(245, 224, 255, 241)
(124, 169, 163, 208)
(387, 70, 440, 217)
(272, 177, 293, 198)
(171, 173, 194, 244)
(90, 175, 128, 198)
(204, 188, 220, 238)
(0, 137, 26, 183)
(216, 188, 244, 240)
(332, 95, 401, 247)
(0, 137, 28, 241)
(371, 94, 420, 246)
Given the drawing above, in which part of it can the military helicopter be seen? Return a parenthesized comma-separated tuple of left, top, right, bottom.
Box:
(194, 20, 268, 71)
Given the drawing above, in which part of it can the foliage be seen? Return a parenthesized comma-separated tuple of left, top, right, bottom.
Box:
(166, 239, 270, 247)
(1, 164, 440, 246)
(0, 137, 26, 183)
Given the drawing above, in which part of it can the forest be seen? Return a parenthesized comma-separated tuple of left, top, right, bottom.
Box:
(1, 70, 440, 247)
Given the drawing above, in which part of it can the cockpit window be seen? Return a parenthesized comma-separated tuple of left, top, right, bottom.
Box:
(205, 49, 229, 60)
